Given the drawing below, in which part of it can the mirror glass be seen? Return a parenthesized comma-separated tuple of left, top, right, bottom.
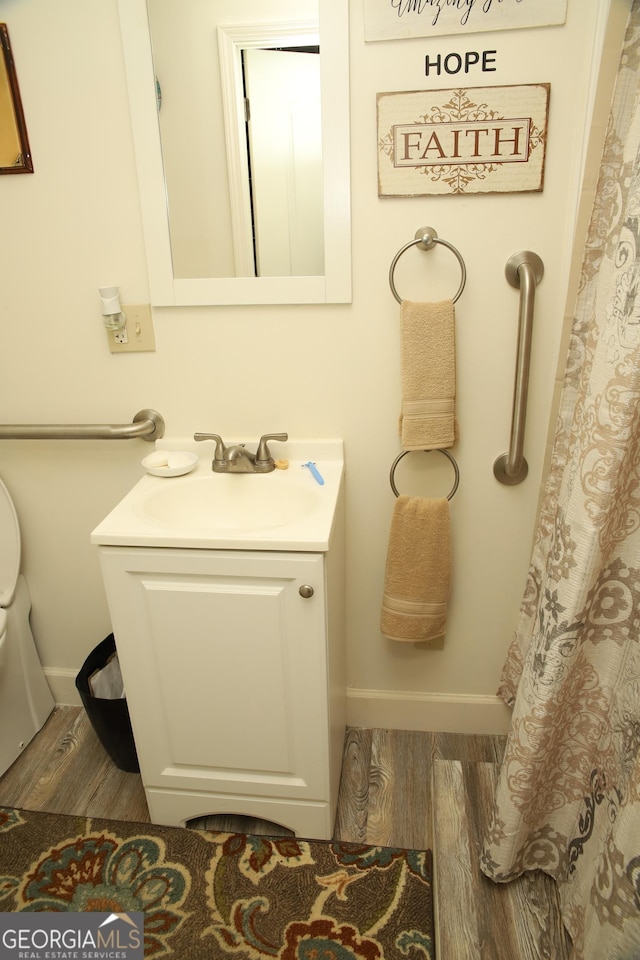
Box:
(0, 24, 33, 175)
(118, 0, 351, 306)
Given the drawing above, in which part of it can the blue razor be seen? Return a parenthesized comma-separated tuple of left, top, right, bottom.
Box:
(303, 461, 324, 485)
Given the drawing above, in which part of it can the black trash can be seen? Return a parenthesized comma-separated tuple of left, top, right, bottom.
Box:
(75, 634, 140, 773)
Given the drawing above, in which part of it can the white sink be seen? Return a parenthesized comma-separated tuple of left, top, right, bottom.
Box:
(91, 440, 344, 551)
(141, 471, 321, 533)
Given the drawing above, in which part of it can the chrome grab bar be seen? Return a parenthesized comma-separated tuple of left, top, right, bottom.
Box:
(0, 408, 165, 442)
(493, 252, 544, 485)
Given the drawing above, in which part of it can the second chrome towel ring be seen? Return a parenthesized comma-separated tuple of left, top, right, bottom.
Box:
(390, 448, 460, 500)
(389, 226, 466, 305)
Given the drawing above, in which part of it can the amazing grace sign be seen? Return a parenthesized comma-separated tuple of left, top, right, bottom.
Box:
(364, 0, 567, 42)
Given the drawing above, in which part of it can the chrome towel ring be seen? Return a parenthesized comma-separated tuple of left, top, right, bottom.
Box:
(389, 226, 466, 304)
(390, 448, 460, 500)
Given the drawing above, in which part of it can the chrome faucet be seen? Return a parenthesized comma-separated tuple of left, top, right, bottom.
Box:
(194, 432, 287, 473)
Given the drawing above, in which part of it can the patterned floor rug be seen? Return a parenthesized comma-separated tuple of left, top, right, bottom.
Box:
(0, 806, 434, 959)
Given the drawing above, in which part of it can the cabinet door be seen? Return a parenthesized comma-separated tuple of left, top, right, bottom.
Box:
(98, 548, 329, 801)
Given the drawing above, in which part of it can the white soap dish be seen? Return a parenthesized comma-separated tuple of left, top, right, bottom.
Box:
(142, 451, 198, 477)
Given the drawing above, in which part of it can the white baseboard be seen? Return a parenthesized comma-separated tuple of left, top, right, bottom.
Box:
(346, 688, 512, 735)
(47, 670, 512, 736)
(45, 668, 81, 706)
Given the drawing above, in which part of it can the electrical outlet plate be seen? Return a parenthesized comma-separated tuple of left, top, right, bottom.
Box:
(108, 304, 156, 353)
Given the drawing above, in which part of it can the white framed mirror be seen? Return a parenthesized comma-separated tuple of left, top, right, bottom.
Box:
(117, 0, 352, 306)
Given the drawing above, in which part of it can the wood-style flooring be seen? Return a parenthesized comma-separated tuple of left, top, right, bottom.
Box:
(0, 707, 571, 959)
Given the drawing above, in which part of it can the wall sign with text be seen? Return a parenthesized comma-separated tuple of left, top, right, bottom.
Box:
(364, 0, 567, 42)
(377, 84, 550, 197)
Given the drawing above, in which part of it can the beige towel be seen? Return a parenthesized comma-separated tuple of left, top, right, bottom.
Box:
(399, 299, 456, 450)
(381, 496, 451, 644)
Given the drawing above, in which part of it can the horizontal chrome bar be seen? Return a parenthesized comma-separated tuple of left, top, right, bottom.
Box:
(0, 408, 165, 442)
(494, 252, 544, 486)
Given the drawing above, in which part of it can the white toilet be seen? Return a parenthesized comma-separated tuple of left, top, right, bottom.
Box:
(0, 476, 55, 776)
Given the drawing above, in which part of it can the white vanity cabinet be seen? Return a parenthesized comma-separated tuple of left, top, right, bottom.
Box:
(97, 544, 345, 839)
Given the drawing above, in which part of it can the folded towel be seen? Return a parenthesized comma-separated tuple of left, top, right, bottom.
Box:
(381, 496, 451, 644)
(399, 299, 456, 450)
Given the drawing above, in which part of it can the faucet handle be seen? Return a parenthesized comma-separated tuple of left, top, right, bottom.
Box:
(256, 432, 288, 463)
(194, 432, 227, 463)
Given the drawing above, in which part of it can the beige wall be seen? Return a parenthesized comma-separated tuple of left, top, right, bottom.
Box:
(0, 0, 622, 732)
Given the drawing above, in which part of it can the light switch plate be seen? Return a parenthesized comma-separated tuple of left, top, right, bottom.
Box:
(108, 304, 156, 353)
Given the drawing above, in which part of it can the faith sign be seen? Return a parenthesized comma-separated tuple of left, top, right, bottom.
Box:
(364, 0, 567, 41)
(377, 84, 549, 196)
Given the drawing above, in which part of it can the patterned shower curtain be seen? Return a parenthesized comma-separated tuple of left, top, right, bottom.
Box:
(481, 5, 640, 959)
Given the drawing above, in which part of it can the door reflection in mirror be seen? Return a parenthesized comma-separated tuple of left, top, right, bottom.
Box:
(146, 1, 321, 279)
(243, 46, 323, 277)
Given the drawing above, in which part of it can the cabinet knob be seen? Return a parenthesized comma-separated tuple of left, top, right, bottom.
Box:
(299, 584, 314, 599)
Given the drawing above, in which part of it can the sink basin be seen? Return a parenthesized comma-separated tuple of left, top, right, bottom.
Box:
(91, 440, 344, 551)
(140, 471, 321, 533)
